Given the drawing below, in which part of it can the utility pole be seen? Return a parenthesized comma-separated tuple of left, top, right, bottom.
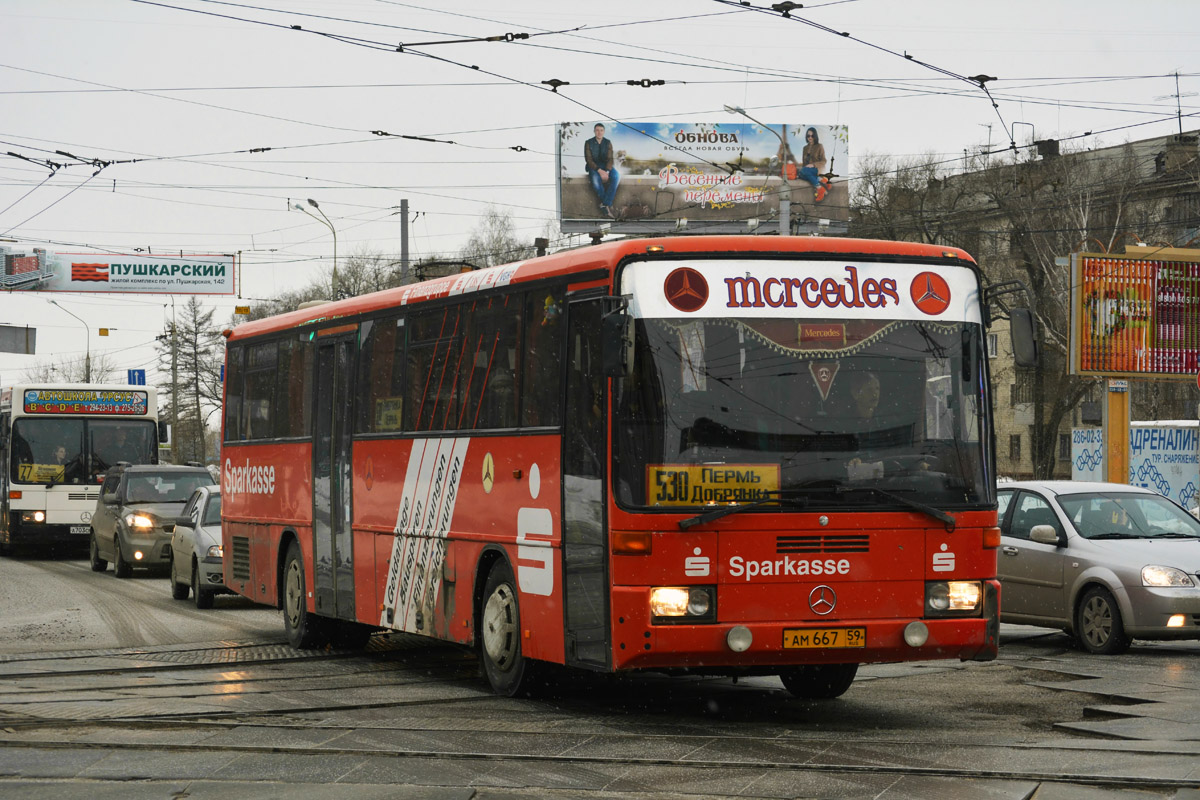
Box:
(170, 300, 178, 464)
(399, 199, 409, 279)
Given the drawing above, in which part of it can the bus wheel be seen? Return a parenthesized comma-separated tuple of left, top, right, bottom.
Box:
(113, 539, 132, 579)
(89, 533, 107, 573)
(480, 560, 540, 696)
(282, 542, 329, 648)
(779, 663, 859, 699)
(1076, 586, 1131, 655)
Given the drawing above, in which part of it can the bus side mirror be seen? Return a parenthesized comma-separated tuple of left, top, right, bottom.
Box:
(1009, 308, 1038, 368)
(601, 312, 635, 378)
(157, 420, 170, 446)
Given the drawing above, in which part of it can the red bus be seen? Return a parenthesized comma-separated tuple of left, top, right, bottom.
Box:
(221, 235, 1029, 698)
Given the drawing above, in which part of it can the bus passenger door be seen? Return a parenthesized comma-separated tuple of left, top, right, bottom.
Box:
(313, 336, 356, 621)
(562, 297, 610, 668)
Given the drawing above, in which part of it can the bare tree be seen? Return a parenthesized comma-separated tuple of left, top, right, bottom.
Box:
(21, 353, 118, 383)
(155, 297, 222, 462)
(850, 142, 1188, 477)
(459, 206, 538, 267)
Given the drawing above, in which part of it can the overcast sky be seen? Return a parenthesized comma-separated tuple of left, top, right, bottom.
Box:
(1, 0, 1197, 389)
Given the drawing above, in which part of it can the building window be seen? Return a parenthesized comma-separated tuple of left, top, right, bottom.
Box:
(986, 333, 998, 358)
(1009, 434, 1022, 461)
(1059, 433, 1070, 460)
(1010, 372, 1035, 405)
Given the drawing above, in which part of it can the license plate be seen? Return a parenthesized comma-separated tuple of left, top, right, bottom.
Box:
(783, 627, 865, 649)
(69, 525, 89, 535)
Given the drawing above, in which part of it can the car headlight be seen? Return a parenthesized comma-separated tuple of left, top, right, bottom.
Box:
(1141, 565, 1195, 587)
(124, 513, 155, 529)
(206, 544, 223, 559)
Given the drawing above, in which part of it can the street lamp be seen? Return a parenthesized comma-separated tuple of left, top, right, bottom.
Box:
(724, 105, 790, 236)
(47, 299, 90, 383)
(294, 198, 338, 300)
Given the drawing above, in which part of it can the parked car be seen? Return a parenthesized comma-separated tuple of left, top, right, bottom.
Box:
(89, 464, 216, 578)
(169, 485, 230, 608)
(997, 481, 1200, 654)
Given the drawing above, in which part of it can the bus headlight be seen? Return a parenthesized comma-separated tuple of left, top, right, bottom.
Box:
(925, 581, 982, 616)
(20, 511, 46, 523)
(124, 513, 155, 529)
(650, 586, 716, 624)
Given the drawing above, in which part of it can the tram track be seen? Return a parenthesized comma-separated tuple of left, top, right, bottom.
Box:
(0, 727, 1197, 793)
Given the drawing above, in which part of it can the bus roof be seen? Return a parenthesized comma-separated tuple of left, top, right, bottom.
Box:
(228, 235, 976, 341)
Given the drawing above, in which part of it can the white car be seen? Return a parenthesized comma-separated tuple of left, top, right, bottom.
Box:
(997, 481, 1200, 654)
(169, 485, 229, 608)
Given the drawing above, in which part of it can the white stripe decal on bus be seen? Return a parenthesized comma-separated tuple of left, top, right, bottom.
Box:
(379, 437, 470, 632)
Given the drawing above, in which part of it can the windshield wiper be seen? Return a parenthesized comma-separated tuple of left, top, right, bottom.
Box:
(836, 485, 956, 530)
(1088, 532, 1141, 540)
(678, 490, 809, 530)
(1147, 532, 1200, 539)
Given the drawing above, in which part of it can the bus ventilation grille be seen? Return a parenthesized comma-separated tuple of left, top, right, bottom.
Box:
(776, 535, 870, 554)
(68, 493, 94, 502)
(231, 536, 251, 581)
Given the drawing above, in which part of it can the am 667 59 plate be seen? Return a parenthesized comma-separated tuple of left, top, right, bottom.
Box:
(782, 627, 865, 649)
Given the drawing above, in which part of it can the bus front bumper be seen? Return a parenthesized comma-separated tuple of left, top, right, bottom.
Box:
(610, 580, 1000, 671)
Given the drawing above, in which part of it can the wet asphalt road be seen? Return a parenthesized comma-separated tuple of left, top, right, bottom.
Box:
(0, 552, 1197, 799)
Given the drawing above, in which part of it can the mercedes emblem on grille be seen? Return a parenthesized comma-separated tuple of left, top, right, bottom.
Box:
(808, 585, 837, 616)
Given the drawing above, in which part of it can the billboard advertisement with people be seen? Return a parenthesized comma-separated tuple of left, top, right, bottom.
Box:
(556, 120, 849, 234)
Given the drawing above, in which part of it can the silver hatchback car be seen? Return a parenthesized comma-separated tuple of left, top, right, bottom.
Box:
(997, 481, 1200, 654)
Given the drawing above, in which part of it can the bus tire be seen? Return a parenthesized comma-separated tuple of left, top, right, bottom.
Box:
(282, 541, 329, 648)
(169, 558, 188, 599)
(192, 561, 214, 609)
(1075, 586, 1131, 655)
(779, 663, 859, 699)
(480, 560, 541, 696)
(89, 533, 107, 572)
(113, 539, 132, 579)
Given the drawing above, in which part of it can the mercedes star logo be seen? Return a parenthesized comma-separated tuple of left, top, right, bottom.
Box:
(808, 585, 837, 616)
(663, 267, 709, 312)
(910, 272, 952, 315)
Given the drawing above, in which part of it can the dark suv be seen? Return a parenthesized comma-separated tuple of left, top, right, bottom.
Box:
(89, 463, 216, 578)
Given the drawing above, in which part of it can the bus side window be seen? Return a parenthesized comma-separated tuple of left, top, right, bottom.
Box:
(244, 341, 277, 440)
(473, 297, 520, 430)
(522, 289, 563, 427)
(356, 316, 405, 434)
(223, 346, 244, 442)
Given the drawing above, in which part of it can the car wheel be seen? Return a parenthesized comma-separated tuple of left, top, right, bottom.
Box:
(779, 663, 859, 699)
(1075, 586, 1131, 655)
(480, 560, 543, 696)
(169, 558, 189, 600)
(113, 539, 132, 579)
(282, 541, 329, 648)
(89, 532, 107, 573)
(192, 561, 214, 609)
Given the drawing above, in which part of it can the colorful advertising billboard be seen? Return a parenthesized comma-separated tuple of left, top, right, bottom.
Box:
(556, 121, 849, 235)
(1070, 249, 1200, 378)
(0, 248, 235, 294)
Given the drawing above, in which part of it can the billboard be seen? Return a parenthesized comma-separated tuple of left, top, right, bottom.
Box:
(1073, 424, 1200, 509)
(1070, 249, 1200, 377)
(557, 121, 849, 235)
(0, 247, 235, 294)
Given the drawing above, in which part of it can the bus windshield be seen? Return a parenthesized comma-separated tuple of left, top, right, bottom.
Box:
(614, 316, 991, 511)
(10, 418, 157, 485)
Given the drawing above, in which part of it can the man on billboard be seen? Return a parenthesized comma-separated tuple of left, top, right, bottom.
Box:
(584, 123, 620, 218)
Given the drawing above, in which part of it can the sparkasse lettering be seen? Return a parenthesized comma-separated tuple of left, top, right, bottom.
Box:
(222, 458, 276, 495)
(728, 555, 851, 581)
